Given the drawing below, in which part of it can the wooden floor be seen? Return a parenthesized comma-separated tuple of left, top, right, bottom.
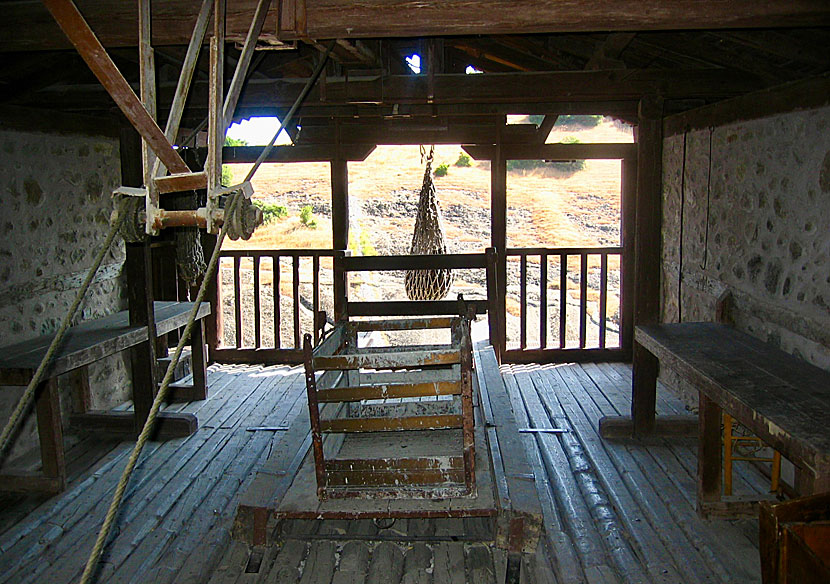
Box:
(0, 360, 767, 583)
(502, 361, 764, 584)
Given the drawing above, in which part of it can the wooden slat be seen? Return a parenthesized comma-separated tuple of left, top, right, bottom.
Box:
(539, 253, 547, 349)
(599, 253, 608, 349)
(579, 252, 588, 349)
(351, 317, 456, 331)
(233, 255, 242, 348)
(40, 0, 190, 175)
(559, 254, 567, 349)
(154, 170, 208, 194)
(316, 381, 461, 402)
(325, 468, 465, 487)
(508, 245, 623, 256)
(313, 349, 460, 370)
(273, 254, 281, 348)
(293, 255, 301, 349)
(320, 415, 463, 433)
(519, 254, 527, 350)
(358, 365, 461, 385)
(347, 300, 488, 317)
(253, 255, 261, 348)
(325, 456, 463, 472)
(312, 255, 320, 344)
(341, 253, 487, 272)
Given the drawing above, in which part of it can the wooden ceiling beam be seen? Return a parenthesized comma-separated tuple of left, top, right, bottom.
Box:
(230, 68, 766, 107)
(3, 1, 828, 52)
(274, 1, 830, 40)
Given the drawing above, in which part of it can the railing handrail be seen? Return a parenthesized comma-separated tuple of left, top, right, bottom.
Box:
(341, 251, 490, 272)
(507, 246, 622, 256)
(219, 248, 341, 258)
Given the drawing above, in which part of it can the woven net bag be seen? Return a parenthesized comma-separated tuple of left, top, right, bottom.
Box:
(404, 148, 454, 301)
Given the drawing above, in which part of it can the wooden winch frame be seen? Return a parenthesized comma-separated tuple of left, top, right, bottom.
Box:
(302, 306, 477, 500)
(42, 0, 271, 235)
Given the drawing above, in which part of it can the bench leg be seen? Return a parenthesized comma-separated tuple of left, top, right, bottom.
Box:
(631, 341, 658, 436)
(36, 378, 66, 490)
(190, 318, 208, 400)
(697, 393, 722, 515)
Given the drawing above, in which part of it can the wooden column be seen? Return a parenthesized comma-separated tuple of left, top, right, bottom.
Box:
(697, 393, 722, 514)
(620, 155, 637, 359)
(35, 378, 66, 489)
(127, 242, 159, 431)
(490, 118, 507, 360)
(331, 155, 349, 251)
(631, 95, 663, 436)
(120, 124, 158, 432)
(202, 232, 222, 361)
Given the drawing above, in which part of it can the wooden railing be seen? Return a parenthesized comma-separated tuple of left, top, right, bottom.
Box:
(211, 249, 343, 364)
(504, 247, 627, 362)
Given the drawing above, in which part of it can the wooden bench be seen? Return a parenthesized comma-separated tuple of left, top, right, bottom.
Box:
(613, 322, 830, 517)
(0, 300, 210, 493)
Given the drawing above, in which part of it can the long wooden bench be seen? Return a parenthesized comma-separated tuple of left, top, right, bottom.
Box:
(614, 322, 830, 517)
(0, 300, 210, 493)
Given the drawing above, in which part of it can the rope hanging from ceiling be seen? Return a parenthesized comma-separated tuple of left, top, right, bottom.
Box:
(404, 146, 454, 301)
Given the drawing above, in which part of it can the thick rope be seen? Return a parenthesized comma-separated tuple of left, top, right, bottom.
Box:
(78, 191, 243, 584)
(0, 202, 128, 459)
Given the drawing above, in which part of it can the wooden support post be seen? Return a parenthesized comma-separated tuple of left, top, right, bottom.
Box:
(631, 95, 663, 436)
(190, 318, 208, 400)
(620, 155, 637, 358)
(203, 233, 222, 361)
(491, 118, 507, 359)
(631, 342, 658, 435)
(35, 377, 66, 489)
(697, 393, 723, 514)
(205, 0, 226, 234)
(127, 241, 159, 432)
(331, 152, 349, 251)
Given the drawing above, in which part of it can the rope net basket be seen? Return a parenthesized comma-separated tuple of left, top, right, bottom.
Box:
(404, 147, 454, 301)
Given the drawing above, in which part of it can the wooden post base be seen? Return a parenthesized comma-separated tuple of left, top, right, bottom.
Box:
(598, 415, 698, 439)
(70, 411, 197, 439)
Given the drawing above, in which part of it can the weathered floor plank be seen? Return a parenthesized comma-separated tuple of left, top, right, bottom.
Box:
(0, 361, 767, 584)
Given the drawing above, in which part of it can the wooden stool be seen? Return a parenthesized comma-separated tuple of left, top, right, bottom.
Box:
(724, 412, 782, 496)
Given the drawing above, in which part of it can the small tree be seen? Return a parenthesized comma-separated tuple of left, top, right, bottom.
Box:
(299, 205, 318, 228)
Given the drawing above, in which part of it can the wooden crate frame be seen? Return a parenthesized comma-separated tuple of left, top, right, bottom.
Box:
(302, 309, 476, 499)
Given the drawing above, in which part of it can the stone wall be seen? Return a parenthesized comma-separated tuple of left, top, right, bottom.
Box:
(661, 104, 830, 404)
(0, 111, 128, 465)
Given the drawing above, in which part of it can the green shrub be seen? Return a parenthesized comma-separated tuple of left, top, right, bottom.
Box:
(254, 201, 288, 224)
(299, 205, 318, 228)
(349, 230, 377, 256)
(454, 153, 471, 167)
(434, 163, 449, 177)
(221, 165, 234, 187)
